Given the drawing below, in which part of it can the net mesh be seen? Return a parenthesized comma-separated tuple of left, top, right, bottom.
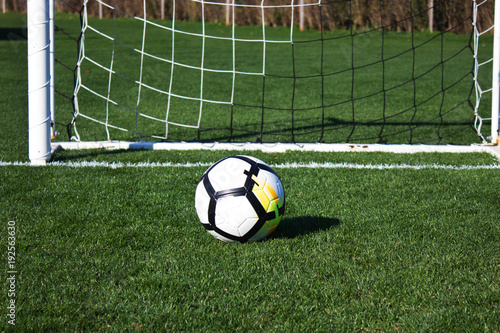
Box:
(53, 0, 496, 144)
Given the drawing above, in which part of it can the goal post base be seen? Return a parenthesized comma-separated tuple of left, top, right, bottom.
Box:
(51, 141, 500, 160)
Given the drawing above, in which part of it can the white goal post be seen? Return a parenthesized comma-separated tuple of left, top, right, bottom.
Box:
(28, 0, 52, 165)
(28, 0, 500, 165)
(491, 0, 500, 143)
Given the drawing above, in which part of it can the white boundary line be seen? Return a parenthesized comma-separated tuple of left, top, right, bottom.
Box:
(1, 160, 499, 170)
(3, 142, 499, 168)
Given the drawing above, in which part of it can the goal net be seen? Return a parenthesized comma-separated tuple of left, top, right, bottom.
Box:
(29, 0, 499, 162)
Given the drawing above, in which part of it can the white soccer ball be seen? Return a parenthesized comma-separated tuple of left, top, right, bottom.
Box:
(195, 155, 285, 243)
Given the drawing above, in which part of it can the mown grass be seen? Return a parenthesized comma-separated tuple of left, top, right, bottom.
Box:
(1, 158, 499, 332)
(1, 11, 499, 333)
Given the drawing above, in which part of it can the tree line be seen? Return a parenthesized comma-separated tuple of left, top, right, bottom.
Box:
(4, 0, 493, 33)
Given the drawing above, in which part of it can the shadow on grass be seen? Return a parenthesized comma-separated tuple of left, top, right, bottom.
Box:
(0, 28, 27, 41)
(271, 216, 341, 239)
(51, 148, 136, 162)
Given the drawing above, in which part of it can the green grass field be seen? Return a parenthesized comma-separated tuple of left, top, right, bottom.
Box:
(1, 11, 500, 332)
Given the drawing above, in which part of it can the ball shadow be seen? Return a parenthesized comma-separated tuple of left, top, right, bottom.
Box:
(270, 216, 341, 239)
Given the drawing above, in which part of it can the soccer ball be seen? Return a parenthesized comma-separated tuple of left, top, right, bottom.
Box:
(195, 155, 285, 243)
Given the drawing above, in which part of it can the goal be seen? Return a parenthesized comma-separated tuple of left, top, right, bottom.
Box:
(28, 0, 500, 164)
